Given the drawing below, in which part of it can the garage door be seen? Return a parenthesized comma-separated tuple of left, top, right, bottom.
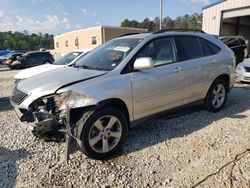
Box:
(223, 7, 250, 19)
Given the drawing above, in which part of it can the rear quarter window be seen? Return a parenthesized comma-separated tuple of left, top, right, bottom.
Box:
(200, 38, 221, 56)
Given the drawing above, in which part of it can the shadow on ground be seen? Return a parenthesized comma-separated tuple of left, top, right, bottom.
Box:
(0, 96, 13, 112)
(0, 147, 29, 187)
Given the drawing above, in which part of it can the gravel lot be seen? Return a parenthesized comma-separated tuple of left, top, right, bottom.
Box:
(0, 65, 250, 188)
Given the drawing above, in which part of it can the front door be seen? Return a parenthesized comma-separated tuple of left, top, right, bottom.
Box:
(131, 37, 185, 120)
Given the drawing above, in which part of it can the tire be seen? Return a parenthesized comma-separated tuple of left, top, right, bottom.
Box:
(77, 107, 128, 160)
(204, 79, 228, 112)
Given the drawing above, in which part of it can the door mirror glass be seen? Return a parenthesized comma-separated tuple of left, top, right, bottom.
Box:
(134, 57, 154, 70)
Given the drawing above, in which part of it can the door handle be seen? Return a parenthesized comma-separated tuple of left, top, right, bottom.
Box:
(174, 67, 182, 73)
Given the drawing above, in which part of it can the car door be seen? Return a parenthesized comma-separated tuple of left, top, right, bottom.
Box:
(25, 53, 39, 67)
(176, 35, 221, 104)
(131, 37, 185, 120)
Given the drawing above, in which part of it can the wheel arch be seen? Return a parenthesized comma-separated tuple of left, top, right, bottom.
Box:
(214, 74, 230, 92)
(70, 98, 131, 128)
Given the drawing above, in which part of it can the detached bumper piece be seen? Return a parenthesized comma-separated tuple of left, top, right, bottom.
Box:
(32, 118, 65, 142)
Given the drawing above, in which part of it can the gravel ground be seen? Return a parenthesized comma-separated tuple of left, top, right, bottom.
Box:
(0, 66, 250, 188)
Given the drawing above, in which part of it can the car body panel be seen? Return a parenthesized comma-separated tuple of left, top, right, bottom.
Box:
(15, 64, 65, 80)
(131, 63, 185, 120)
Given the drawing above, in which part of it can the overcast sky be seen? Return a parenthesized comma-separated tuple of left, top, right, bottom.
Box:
(0, 0, 217, 35)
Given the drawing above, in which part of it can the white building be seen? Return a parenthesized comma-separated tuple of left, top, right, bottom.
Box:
(202, 0, 250, 41)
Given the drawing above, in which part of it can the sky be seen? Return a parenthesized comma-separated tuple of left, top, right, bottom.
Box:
(0, 0, 218, 35)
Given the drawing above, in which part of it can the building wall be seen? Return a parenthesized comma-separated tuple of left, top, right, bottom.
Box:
(54, 26, 147, 57)
(54, 26, 103, 56)
(202, 0, 250, 35)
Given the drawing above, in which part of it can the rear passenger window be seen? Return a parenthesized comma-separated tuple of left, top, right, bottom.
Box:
(200, 38, 221, 56)
(179, 36, 203, 60)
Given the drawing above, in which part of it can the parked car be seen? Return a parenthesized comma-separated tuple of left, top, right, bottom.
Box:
(14, 50, 91, 84)
(3, 52, 24, 65)
(220, 36, 247, 65)
(11, 30, 236, 160)
(236, 58, 250, 82)
(0, 50, 13, 64)
(0, 50, 12, 57)
(9, 51, 54, 69)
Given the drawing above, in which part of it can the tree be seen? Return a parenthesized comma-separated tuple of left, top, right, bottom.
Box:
(120, 13, 203, 31)
(0, 31, 54, 51)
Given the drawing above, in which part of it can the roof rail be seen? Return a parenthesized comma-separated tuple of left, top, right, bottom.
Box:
(153, 29, 206, 34)
(119, 32, 141, 37)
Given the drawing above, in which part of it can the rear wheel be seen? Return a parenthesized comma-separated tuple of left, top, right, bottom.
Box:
(204, 79, 227, 112)
(77, 107, 128, 160)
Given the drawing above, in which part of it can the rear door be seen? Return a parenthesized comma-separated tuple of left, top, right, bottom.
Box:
(176, 35, 221, 104)
(131, 36, 185, 120)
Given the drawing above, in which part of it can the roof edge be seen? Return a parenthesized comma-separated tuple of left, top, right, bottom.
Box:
(202, 0, 225, 10)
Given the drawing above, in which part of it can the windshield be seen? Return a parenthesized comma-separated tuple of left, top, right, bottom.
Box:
(75, 38, 143, 71)
(54, 51, 82, 65)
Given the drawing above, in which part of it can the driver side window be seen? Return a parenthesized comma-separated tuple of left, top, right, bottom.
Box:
(136, 37, 177, 67)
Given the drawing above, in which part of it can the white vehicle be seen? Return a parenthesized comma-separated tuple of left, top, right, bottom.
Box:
(14, 50, 91, 84)
(236, 58, 250, 82)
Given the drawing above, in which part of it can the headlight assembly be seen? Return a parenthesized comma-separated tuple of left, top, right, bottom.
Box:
(55, 91, 96, 110)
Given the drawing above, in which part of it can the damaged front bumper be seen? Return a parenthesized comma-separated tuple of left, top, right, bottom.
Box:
(14, 107, 66, 142)
(14, 107, 34, 131)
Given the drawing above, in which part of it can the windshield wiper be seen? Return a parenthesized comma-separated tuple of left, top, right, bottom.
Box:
(74, 65, 95, 70)
(74, 65, 109, 71)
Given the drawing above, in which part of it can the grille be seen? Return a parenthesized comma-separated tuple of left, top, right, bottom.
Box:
(11, 87, 28, 105)
(244, 66, 250, 72)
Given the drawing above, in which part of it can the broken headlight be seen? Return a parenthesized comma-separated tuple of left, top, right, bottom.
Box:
(55, 91, 96, 110)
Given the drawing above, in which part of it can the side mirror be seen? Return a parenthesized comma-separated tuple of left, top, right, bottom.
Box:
(134, 57, 154, 70)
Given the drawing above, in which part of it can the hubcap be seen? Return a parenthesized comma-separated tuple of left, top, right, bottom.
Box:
(88, 115, 122, 153)
(212, 83, 226, 108)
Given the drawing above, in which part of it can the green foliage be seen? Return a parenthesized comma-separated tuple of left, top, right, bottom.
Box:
(121, 13, 202, 31)
(0, 31, 54, 51)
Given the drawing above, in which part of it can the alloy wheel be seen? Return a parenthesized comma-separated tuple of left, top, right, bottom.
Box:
(88, 115, 122, 153)
(212, 83, 226, 109)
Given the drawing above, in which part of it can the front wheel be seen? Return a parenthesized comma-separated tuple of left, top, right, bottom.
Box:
(204, 79, 227, 112)
(77, 107, 128, 160)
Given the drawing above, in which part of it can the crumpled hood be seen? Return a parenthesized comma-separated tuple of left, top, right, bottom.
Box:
(15, 64, 64, 80)
(18, 66, 106, 98)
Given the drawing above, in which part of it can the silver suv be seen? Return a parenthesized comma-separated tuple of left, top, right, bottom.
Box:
(11, 30, 236, 160)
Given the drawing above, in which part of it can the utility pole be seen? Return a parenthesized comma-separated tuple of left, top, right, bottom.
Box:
(160, 0, 163, 30)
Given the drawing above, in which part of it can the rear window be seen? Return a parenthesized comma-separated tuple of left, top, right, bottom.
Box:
(179, 36, 203, 60)
(200, 38, 221, 56)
